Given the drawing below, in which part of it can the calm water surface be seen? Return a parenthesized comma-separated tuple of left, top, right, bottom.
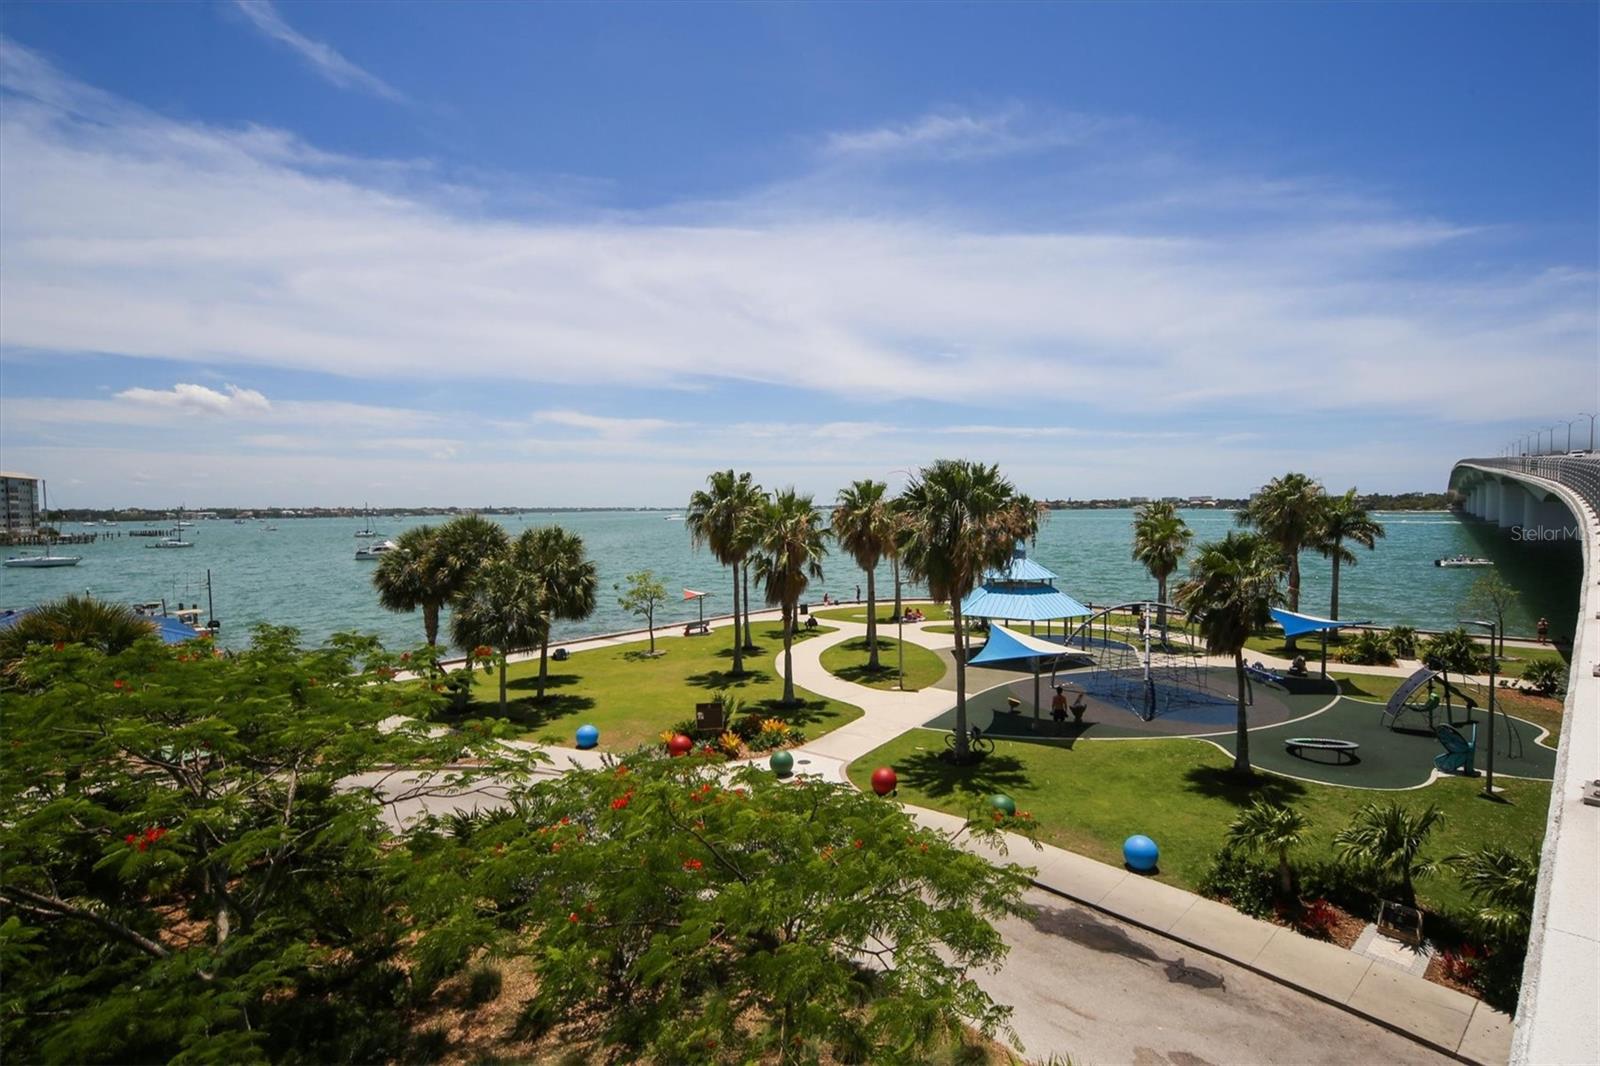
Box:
(3, 510, 1580, 650)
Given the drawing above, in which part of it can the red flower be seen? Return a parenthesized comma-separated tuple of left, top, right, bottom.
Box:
(610, 792, 632, 810)
(853, 839, 863, 849)
(568, 912, 580, 923)
(112, 679, 127, 690)
(683, 858, 703, 871)
(473, 645, 493, 659)
(125, 833, 137, 846)
(559, 816, 571, 826)
(52, 641, 65, 652)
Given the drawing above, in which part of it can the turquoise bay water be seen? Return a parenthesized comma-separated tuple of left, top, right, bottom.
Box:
(2, 510, 1580, 650)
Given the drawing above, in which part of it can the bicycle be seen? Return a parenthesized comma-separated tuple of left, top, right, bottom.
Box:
(944, 725, 995, 758)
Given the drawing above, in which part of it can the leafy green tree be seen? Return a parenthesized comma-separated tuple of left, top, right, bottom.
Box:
(1315, 489, 1385, 620)
(1131, 501, 1193, 641)
(1225, 800, 1308, 897)
(617, 570, 668, 654)
(404, 754, 1033, 1062)
(372, 516, 510, 646)
(517, 526, 598, 700)
(0, 627, 529, 1064)
(687, 470, 761, 675)
(832, 479, 895, 669)
(1463, 572, 1518, 657)
(1237, 473, 1325, 651)
(899, 460, 1028, 763)
(450, 552, 548, 714)
(1176, 531, 1285, 776)
(752, 489, 828, 705)
(0, 595, 154, 683)
(1448, 845, 1539, 942)
(1334, 801, 1445, 907)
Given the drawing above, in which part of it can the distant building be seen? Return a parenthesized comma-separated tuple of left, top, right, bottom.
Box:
(1, 472, 39, 534)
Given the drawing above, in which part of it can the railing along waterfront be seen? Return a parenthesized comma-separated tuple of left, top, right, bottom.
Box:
(1462, 455, 1600, 517)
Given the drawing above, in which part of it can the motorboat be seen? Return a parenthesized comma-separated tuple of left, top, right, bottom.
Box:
(1434, 555, 1493, 568)
(4, 480, 82, 568)
(356, 539, 398, 560)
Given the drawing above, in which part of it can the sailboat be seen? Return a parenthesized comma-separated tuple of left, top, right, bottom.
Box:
(4, 480, 83, 568)
(148, 506, 196, 549)
(354, 504, 383, 539)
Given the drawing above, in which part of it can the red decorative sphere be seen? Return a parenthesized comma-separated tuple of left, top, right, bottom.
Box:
(870, 766, 898, 796)
(667, 733, 694, 757)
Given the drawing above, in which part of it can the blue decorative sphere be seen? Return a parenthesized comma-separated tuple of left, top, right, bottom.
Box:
(575, 724, 600, 750)
(1123, 834, 1159, 872)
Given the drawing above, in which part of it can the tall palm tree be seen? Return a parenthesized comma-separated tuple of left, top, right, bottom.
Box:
(1315, 489, 1385, 620)
(372, 517, 509, 646)
(732, 476, 766, 652)
(517, 525, 598, 700)
(1226, 800, 1309, 897)
(1334, 801, 1445, 907)
(1237, 473, 1325, 652)
(1176, 531, 1285, 776)
(687, 471, 761, 676)
(751, 489, 827, 705)
(0, 595, 155, 681)
(886, 500, 913, 621)
(899, 460, 1027, 763)
(831, 479, 894, 669)
(449, 553, 547, 714)
(1131, 501, 1193, 642)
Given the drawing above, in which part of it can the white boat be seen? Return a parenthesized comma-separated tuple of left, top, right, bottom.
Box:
(4, 481, 82, 568)
(356, 539, 398, 560)
(354, 504, 383, 538)
(664, 514, 684, 521)
(148, 506, 196, 549)
(1435, 555, 1493, 568)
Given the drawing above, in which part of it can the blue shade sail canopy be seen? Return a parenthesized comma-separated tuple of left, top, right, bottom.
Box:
(1269, 607, 1370, 638)
(968, 622, 1072, 665)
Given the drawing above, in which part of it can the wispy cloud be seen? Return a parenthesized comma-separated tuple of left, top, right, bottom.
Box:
(822, 107, 1106, 161)
(232, 1, 403, 102)
(117, 382, 271, 415)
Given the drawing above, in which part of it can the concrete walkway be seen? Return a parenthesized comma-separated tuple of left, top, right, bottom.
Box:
(774, 618, 1514, 1065)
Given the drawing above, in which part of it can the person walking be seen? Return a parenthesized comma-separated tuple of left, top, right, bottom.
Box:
(1536, 616, 1549, 643)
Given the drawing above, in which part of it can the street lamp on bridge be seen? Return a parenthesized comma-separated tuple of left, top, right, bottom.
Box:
(1579, 412, 1597, 453)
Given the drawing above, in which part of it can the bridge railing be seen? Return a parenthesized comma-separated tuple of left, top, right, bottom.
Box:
(1462, 456, 1600, 517)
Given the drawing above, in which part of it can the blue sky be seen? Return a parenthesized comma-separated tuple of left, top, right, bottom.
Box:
(1, 2, 1595, 507)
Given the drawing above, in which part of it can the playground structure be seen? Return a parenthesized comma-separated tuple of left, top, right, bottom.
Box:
(1054, 602, 1235, 722)
(1382, 665, 1526, 768)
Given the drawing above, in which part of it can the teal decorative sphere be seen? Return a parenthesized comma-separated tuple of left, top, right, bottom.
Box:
(989, 793, 1016, 817)
(769, 750, 795, 777)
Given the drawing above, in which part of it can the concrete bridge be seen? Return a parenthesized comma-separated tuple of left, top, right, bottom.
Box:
(1449, 456, 1597, 1065)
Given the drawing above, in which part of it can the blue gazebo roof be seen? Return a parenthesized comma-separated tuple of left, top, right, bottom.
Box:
(961, 544, 1089, 621)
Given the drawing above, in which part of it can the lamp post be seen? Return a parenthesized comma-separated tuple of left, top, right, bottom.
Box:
(1461, 618, 1498, 799)
(889, 468, 913, 691)
(1557, 417, 1579, 453)
(1579, 412, 1597, 453)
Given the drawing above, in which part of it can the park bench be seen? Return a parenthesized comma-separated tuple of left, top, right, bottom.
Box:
(683, 621, 711, 636)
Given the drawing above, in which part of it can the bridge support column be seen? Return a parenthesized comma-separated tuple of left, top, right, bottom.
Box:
(1482, 481, 1501, 523)
(1498, 481, 1522, 529)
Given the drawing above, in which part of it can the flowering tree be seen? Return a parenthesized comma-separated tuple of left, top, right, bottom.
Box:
(0, 626, 536, 1063)
(404, 754, 1035, 1061)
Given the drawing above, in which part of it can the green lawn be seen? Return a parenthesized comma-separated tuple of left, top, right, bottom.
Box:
(818, 636, 947, 691)
(811, 601, 952, 624)
(451, 622, 861, 751)
(845, 731, 1550, 915)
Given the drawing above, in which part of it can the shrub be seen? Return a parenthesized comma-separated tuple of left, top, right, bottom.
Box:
(1521, 659, 1565, 696)
(716, 730, 744, 758)
(1295, 898, 1340, 940)
(1340, 629, 1396, 666)
(1439, 945, 1481, 984)
(1386, 625, 1418, 660)
(1199, 851, 1276, 918)
(1422, 628, 1488, 675)
(465, 964, 504, 1008)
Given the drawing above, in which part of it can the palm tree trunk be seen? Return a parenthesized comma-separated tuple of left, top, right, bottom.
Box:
(865, 568, 880, 670)
(1156, 576, 1169, 643)
(742, 564, 756, 650)
(498, 656, 508, 714)
(1285, 554, 1301, 653)
(730, 564, 744, 675)
(1330, 549, 1342, 621)
(952, 600, 969, 761)
(424, 602, 440, 647)
(781, 604, 796, 704)
(538, 636, 549, 700)
(1232, 653, 1251, 775)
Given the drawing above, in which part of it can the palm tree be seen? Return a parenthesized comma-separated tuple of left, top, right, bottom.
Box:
(1448, 845, 1539, 941)
(1315, 489, 1385, 620)
(449, 553, 546, 714)
(687, 471, 762, 675)
(372, 517, 509, 647)
(1237, 473, 1325, 652)
(751, 489, 827, 705)
(0, 595, 155, 678)
(1131, 501, 1193, 642)
(517, 526, 598, 700)
(899, 460, 1027, 763)
(1334, 800, 1445, 907)
(1176, 531, 1285, 776)
(1226, 800, 1309, 897)
(886, 500, 913, 621)
(733, 478, 767, 652)
(831, 479, 894, 669)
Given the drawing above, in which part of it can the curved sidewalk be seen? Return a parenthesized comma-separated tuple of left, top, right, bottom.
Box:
(778, 621, 1514, 1065)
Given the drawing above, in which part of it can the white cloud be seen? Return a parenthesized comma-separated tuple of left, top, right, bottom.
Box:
(530, 410, 678, 436)
(232, 1, 403, 102)
(822, 108, 1104, 161)
(116, 382, 270, 415)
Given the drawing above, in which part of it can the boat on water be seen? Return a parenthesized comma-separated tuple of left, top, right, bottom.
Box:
(356, 539, 397, 560)
(148, 506, 196, 549)
(354, 504, 383, 539)
(664, 514, 684, 521)
(4, 480, 83, 569)
(1435, 555, 1493, 568)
